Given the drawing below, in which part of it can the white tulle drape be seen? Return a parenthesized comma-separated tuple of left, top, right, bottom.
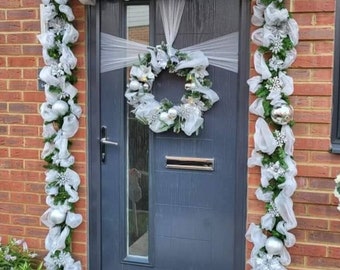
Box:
(101, 34, 149, 73)
(100, 0, 239, 73)
(158, 0, 185, 48)
(181, 32, 239, 73)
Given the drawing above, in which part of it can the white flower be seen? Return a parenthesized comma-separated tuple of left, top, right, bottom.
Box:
(269, 56, 284, 71)
(250, 251, 286, 270)
(270, 35, 284, 54)
(267, 161, 286, 179)
(273, 130, 287, 148)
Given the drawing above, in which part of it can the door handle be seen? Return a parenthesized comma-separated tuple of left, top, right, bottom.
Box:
(100, 137, 118, 146)
(100, 126, 118, 162)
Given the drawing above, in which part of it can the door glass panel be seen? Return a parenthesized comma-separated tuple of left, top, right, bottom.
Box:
(126, 4, 150, 259)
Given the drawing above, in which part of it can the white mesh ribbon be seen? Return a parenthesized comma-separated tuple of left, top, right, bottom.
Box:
(181, 32, 239, 73)
(254, 118, 277, 154)
(158, 0, 185, 48)
(101, 33, 149, 73)
(245, 223, 267, 256)
(100, 0, 238, 73)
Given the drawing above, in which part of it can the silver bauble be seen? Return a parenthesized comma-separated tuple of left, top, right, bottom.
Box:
(270, 102, 294, 125)
(129, 80, 140, 91)
(265, 236, 284, 255)
(167, 108, 178, 119)
(49, 209, 66, 224)
(185, 82, 195, 90)
(52, 100, 69, 116)
(159, 112, 169, 122)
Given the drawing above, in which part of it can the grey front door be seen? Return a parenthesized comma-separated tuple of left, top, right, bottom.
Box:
(88, 0, 249, 269)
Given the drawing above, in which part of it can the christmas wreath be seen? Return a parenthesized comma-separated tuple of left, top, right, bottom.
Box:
(125, 43, 219, 136)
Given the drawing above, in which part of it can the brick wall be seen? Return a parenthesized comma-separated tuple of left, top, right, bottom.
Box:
(0, 0, 87, 268)
(1, 0, 340, 270)
(247, 0, 340, 269)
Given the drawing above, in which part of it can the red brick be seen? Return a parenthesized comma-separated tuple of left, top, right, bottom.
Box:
(310, 152, 340, 164)
(8, 80, 38, 91)
(0, 21, 21, 31)
(10, 126, 38, 136)
(0, 69, 22, 79)
(310, 123, 331, 136)
(307, 256, 340, 269)
(297, 164, 330, 177)
(309, 177, 335, 190)
(293, 55, 333, 68)
(293, 0, 335, 12)
(7, 9, 37, 20)
(0, 114, 23, 124)
(22, 21, 40, 32)
(0, 159, 23, 169)
(0, 103, 7, 112)
(21, 0, 41, 7)
(0, 137, 24, 147)
(299, 27, 334, 41)
(293, 190, 330, 204)
(328, 246, 340, 258)
(9, 103, 38, 114)
(0, 126, 8, 135)
(311, 69, 333, 82)
(308, 205, 339, 219)
(294, 13, 314, 26)
(296, 41, 313, 54)
(7, 33, 39, 44)
(0, 203, 24, 213)
(23, 45, 42, 55)
(10, 148, 39, 159)
(10, 192, 40, 204)
(295, 83, 332, 96)
(8, 57, 38, 67)
(11, 215, 40, 226)
(315, 12, 336, 25)
(25, 227, 48, 239)
(314, 40, 334, 54)
(290, 243, 327, 257)
(0, 45, 22, 55)
(0, 91, 23, 101)
(295, 110, 331, 123)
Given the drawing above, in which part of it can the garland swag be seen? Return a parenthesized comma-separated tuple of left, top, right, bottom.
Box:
(38, 0, 82, 269)
(246, 0, 299, 269)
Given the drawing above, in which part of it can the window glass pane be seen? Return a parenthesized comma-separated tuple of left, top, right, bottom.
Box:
(126, 4, 149, 258)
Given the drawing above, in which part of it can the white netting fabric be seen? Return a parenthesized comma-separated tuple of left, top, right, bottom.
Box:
(101, 33, 149, 73)
(158, 0, 185, 47)
(181, 32, 239, 73)
(100, 0, 239, 73)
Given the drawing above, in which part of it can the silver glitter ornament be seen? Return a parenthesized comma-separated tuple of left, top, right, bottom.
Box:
(129, 80, 140, 91)
(49, 209, 66, 224)
(271, 102, 293, 125)
(265, 236, 284, 255)
(52, 100, 69, 116)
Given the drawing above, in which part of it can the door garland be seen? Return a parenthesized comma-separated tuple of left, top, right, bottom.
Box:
(246, 0, 299, 269)
(38, 0, 82, 269)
